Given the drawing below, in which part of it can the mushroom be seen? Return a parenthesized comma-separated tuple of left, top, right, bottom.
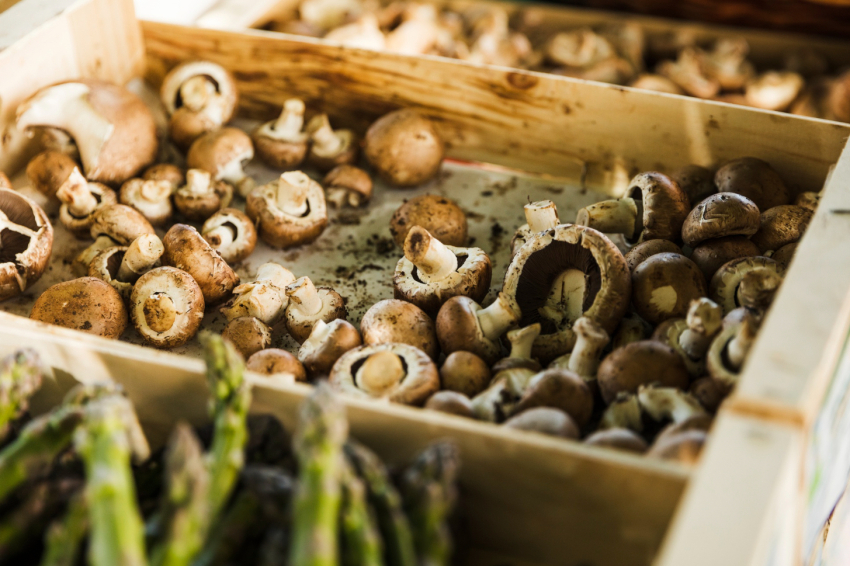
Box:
(702, 37, 754, 91)
(553, 57, 635, 85)
(436, 293, 520, 365)
(88, 234, 164, 300)
(510, 200, 559, 257)
(56, 167, 117, 238)
(329, 343, 439, 405)
(681, 193, 761, 248)
(610, 313, 651, 350)
(597, 340, 689, 405)
(745, 72, 805, 112)
(425, 391, 475, 418)
(631, 253, 707, 325)
(160, 61, 238, 150)
(31, 277, 127, 339)
(652, 297, 723, 376)
(503, 408, 579, 439)
(657, 48, 720, 99)
(75, 204, 154, 272)
(16, 80, 158, 185)
(492, 323, 542, 374)
(576, 172, 689, 244)
(202, 208, 257, 264)
(142, 164, 185, 190)
(246, 349, 307, 383)
(544, 28, 615, 68)
(298, 319, 362, 376)
(393, 226, 492, 317)
(794, 192, 820, 213)
(119, 177, 173, 226)
(364, 109, 445, 187)
(629, 74, 685, 95)
(624, 239, 681, 273)
(389, 194, 467, 248)
(222, 316, 272, 358)
(221, 262, 295, 325)
(252, 99, 309, 169)
(284, 276, 347, 343)
(186, 128, 255, 197)
(750, 205, 812, 254)
(305, 114, 358, 172)
(361, 299, 439, 360)
(323, 165, 373, 208)
(130, 267, 204, 348)
(689, 236, 761, 281)
(715, 157, 790, 211)
(245, 171, 328, 249)
(299, 0, 362, 30)
(585, 428, 648, 452)
(770, 242, 797, 270)
(384, 4, 441, 55)
(670, 164, 716, 205)
(502, 224, 630, 364)
(689, 376, 732, 413)
(324, 14, 386, 50)
(0, 188, 53, 302)
(162, 223, 240, 305)
(710, 256, 784, 314)
(706, 313, 757, 386)
(599, 392, 643, 431)
(646, 430, 706, 464)
(26, 150, 78, 199)
(439, 351, 491, 397)
(827, 70, 850, 123)
(548, 316, 609, 387)
(173, 169, 232, 222)
(513, 368, 594, 428)
(637, 384, 707, 428)
(471, 367, 536, 422)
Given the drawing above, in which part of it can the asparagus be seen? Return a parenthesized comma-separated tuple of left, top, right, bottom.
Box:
(39, 491, 88, 566)
(346, 442, 416, 566)
(0, 349, 44, 442)
(340, 459, 384, 566)
(289, 382, 348, 566)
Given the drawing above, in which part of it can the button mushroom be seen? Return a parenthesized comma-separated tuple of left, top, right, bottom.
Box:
(436, 292, 520, 366)
(221, 262, 294, 325)
(389, 194, 467, 248)
(306, 114, 358, 172)
(794, 192, 820, 213)
(585, 428, 648, 452)
(610, 312, 651, 350)
(425, 391, 475, 418)
(513, 368, 594, 429)
(547, 316, 609, 386)
(364, 108, 444, 187)
(702, 37, 754, 91)
(246, 348, 307, 383)
(637, 384, 708, 432)
(623, 239, 681, 273)
(284, 276, 346, 344)
(187, 128, 255, 197)
(323, 165, 373, 208)
(597, 340, 689, 405)
(55, 167, 117, 238)
(31, 276, 128, 338)
(298, 319, 362, 376)
(689, 376, 732, 413)
(681, 193, 761, 248)
(632, 252, 707, 325)
(544, 28, 615, 68)
(26, 150, 78, 199)
(510, 200, 559, 257)
(130, 266, 205, 348)
(75, 204, 155, 272)
(162, 223, 239, 305)
(173, 169, 233, 222)
(599, 392, 643, 432)
(715, 157, 790, 211)
(689, 236, 761, 281)
(245, 171, 328, 249)
(0, 188, 53, 303)
(252, 99, 309, 169)
(652, 297, 722, 376)
(670, 164, 716, 205)
(710, 256, 784, 314)
(88, 234, 164, 301)
(503, 408, 579, 439)
(439, 351, 491, 397)
(471, 367, 536, 422)
(750, 205, 812, 254)
(360, 298, 439, 360)
(770, 242, 797, 270)
(16, 80, 158, 185)
(119, 176, 173, 226)
(647, 430, 706, 464)
(142, 164, 185, 192)
(222, 316, 272, 358)
(202, 208, 257, 264)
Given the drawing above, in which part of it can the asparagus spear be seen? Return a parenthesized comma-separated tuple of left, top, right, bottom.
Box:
(39, 491, 88, 566)
(0, 349, 44, 442)
(340, 458, 384, 566)
(346, 442, 416, 566)
(289, 382, 348, 566)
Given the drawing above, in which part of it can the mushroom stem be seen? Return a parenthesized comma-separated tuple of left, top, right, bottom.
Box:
(118, 234, 164, 282)
(567, 317, 609, 378)
(76, 235, 117, 270)
(612, 314, 647, 350)
(183, 169, 213, 195)
(637, 385, 707, 423)
(727, 316, 757, 370)
(143, 292, 177, 333)
(236, 177, 256, 199)
(218, 158, 252, 193)
(179, 75, 217, 112)
(356, 351, 405, 395)
(140, 179, 173, 202)
(600, 393, 643, 432)
(275, 172, 311, 217)
(404, 226, 457, 283)
(576, 198, 638, 238)
(286, 276, 323, 316)
(476, 293, 520, 341)
(56, 168, 98, 218)
(303, 319, 331, 347)
(507, 323, 541, 359)
(309, 114, 343, 155)
(679, 298, 722, 360)
(326, 187, 360, 208)
(273, 99, 306, 136)
(204, 225, 235, 250)
(524, 200, 559, 233)
(541, 268, 587, 324)
(736, 269, 782, 312)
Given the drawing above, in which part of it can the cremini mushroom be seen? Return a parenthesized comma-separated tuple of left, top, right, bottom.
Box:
(548, 316, 609, 387)
(471, 367, 535, 422)
(439, 351, 491, 397)
(31, 277, 127, 339)
(597, 340, 689, 405)
(689, 236, 760, 281)
(681, 193, 760, 248)
(750, 205, 812, 254)
(360, 298, 439, 360)
(632, 253, 707, 325)
(223, 316, 272, 358)
(284, 276, 346, 343)
(119, 176, 173, 226)
(88, 234, 164, 301)
(0, 188, 53, 303)
(173, 168, 232, 222)
(745, 71, 805, 112)
(425, 391, 475, 418)
(794, 192, 820, 213)
(162, 223, 239, 305)
(245, 171, 328, 249)
(75, 203, 154, 272)
(670, 164, 716, 205)
(187, 128, 255, 197)
(706, 312, 758, 386)
(657, 48, 719, 99)
(329, 343, 439, 405)
(710, 256, 784, 314)
(637, 384, 708, 429)
(160, 61, 238, 150)
(298, 319, 362, 376)
(246, 348, 307, 383)
(770, 242, 797, 270)
(629, 74, 684, 95)
(514, 368, 594, 428)
(56, 167, 117, 238)
(623, 239, 681, 273)
(715, 157, 790, 211)
(306, 114, 358, 172)
(503, 408, 579, 439)
(647, 430, 706, 464)
(221, 262, 294, 325)
(130, 267, 205, 348)
(389, 194, 467, 248)
(585, 428, 648, 452)
(510, 200, 559, 257)
(544, 28, 615, 68)
(16, 80, 157, 185)
(142, 164, 185, 191)
(26, 150, 78, 199)
(652, 297, 722, 376)
(323, 165, 373, 208)
(492, 323, 542, 374)
(202, 208, 257, 264)
(610, 313, 651, 350)
(252, 99, 309, 169)
(689, 376, 732, 413)
(364, 108, 444, 187)
(436, 292, 520, 365)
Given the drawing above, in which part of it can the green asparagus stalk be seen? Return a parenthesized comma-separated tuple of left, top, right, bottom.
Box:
(0, 349, 44, 441)
(346, 442, 416, 566)
(39, 491, 88, 566)
(289, 382, 348, 566)
(340, 459, 384, 566)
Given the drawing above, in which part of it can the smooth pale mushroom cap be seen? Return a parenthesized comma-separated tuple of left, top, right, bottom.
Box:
(715, 157, 790, 211)
(142, 164, 185, 190)
(670, 164, 717, 206)
(710, 256, 784, 314)
(26, 150, 78, 199)
(202, 208, 258, 264)
(690, 236, 760, 281)
(323, 165, 373, 208)
(750, 205, 812, 253)
(31, 277, 127, 339)
(597, 340, 690, 405)
(246, 348, 307, 382)
(298, 319, 363, 376)
(425, 391, 475, 418)
(647, 430, 707, 464)
(364, 109, 445, 187)
(162, 223, 239, 305)
(245, 172, 328, 249)
(632, 253, 707, 325)
(187, 128, 254, 182)
(681, 193, 761, 247)
(360, 299, 438, 360)
(440, 351, 492, 397)
(223, 316, 272, 358)
(514, 368, 594, 428)
(584, 428, 648, 452)
(119, 178, 173, 226)
(0, 188, 54, 302)
(624, 239, 681, 273)
(503, 407, 579, 439)
(389, 194, 467, 248)
(130, 267, 204, 348)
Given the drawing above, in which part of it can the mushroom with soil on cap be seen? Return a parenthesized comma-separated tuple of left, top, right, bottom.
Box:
(202, 208, 257, 264)
(750, 205, 812, 254)
(710, 256, 784, 315)
(439, 351, 491, 397)
(492, 323, 542, 374)
(436, 292, 520, 366)
(390, 194, 467, 248)
(680, 193, 761, 248)
(425, 391, 475, 418)
(715, 157, 790, 211)
(246, 348, 307, 383)
(129, 266, 205, 348)
(652, 297, 723, 376)
(245, 171, 328, 249)
(160, 61, 239, 150)
(0, 188, 53, 302)
(187, 127, 255, 197)
(55, 167, 117, 238)
(119, 176, 173, 226)
(31, 276, 128, 338)
(623, 239, 681, 273)
(513, 367, 594, 429)
(221, 262, 294, 326)
(16, 80, 158, 185)
(364, 108, 445, 187)
(689, 236, 761, 281)
(298, 319, 362, 376)
(284, 276, 347, 344)
(172, 168, 232, 222)
(585, 428, 648, 452)
(503, 408, 579, 439)
(252, 99, 309, 169)
(222, 316, 272, 358)
(88, 234, 164, 301)
(162, 223, 239, 305)
(74, 203, 154, 272)
(305, 114, 358, 172)
(510, 200, 560, 257)
(596, 340, 689, 405)
(142, 163, 185, 191)
(26, 150, 78, 199)
(706, 312, 758, 386)
(329, 343, 439, 405)
(323, 165, 373, 208)
(576, 171, 690, 244)
(360, 298, 439, 360)
(670, 164, 716, 205)
(745, 71, 805, 112)
(631, 252, 707, 325)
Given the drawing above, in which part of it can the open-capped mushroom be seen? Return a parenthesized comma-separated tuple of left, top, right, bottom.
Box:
(142, 164, 185, 191)
(436, 293, 520, 365)
(750, 205, 812, 253)
(710, 256, 784, 314)
(425, 391, 474, 418)
(514, 368, 593, 428)
(298, 319, 362, 376)
(202, 208, 257, 264)
(305, 114, 358, 172)
(440, 351, 491, 397)
(637, 384, 708, 430)
(364, 108, 444, 187)
(252, 99, 309, 169)
(31, 277, 127, 338)
(745, 71, 804, 112)
(503, 408, 579, 439)
(162, 223, 239, 305)
(510, 200, 559, 257)
(245, 171, 328, 249)
(492, 323, 541, 374)
(361, 298, 438, 360)
(689, 236, 760, 281)
(221, 262, 294, 325)
(706, 312, 757, 386)
(26, 150, 78, 199)
(624, 239, 681, 273)
(0, 188, 53, 302)
(657, 48, 719, 99)
(329, 343, 439, 405)
(597, 340, 689, 405)
(56, 167, 117, 238)
(246, 348, 307, 383)
(130, 267, 204, 348)
(173, 169, 232, 222)
(323, 165, 373, 208)
(652, 298, 722, 376)
(389, 194, 467, 248)
(576, 172, 689, 244)
(284, 276, 346, 343)
(632, 253, 707, 325)
(88, 234, 164, 300)
(629, 74, 684, 95)
(222, 316, 272, 358)
(187, 128, 254, 197)
(715, 157, 790, 211)
(75, 204, 154, 272)
(681, 193, 760, 248)
(16, 80, 157, 185)
(735, 267, 782, 317)
(160, 61, 238, 150)
(119, 177, 173, 226)
(670, 164, 716, 205)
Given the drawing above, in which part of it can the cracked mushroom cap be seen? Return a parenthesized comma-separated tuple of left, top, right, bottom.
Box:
(514, 368, 594, 428)
(246, 348, 307, 382)
(364, 108, 445, 187)
(202, 208, 257, 264)
(671, 164, 716, 205)
(389, 194, 467, 248)
(26, 150, 78, 199)
(750, 205, 812, 253)
(119, 178, 174, 226)
(715, 157, 790, 211)
(31, 277, 127, 339)
(163, 223, 239, 305)
(16, 80, 157, 185)
(223, 316, 272, 358)
(681, 193, 761, 247)
(360, 299, 439, 360)
(502, 223, 630, 363)
(584, 428, 648, 452)
(689, 236, 761, 281)
(298, 319, 363, 376)
(632, 253, 707, 325)
(130, 267, 205, 348)
(187, 128, 254, 182)
(624, 239, 681, 273)
(597, 340, 689, 405)
(245, 172, 328, 249)
(0, 188, 53, 302)
(329, 343, 439, 405)
(710, 256, 784, 314)
(440, 351, 491, 397)
(323, 165, 373, 208)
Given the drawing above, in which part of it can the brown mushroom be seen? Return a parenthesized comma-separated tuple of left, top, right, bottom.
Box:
(624, 239, 681, 273)
(436, 293, 520, 365)
(681, 193, 760, 248)
(246, 348, 307, 383)
(471, 368, 537, 422)
(584, 428, 648, 452)
(323, 165, 373, 208)
(670, 164, 716, 206)
(245, 172, 328, 249)
(223, 316, 272, 358)
(770, 242, 797, 270)
(26, 150, 78, 199)
(142, 164, 185, 190)
(599, 392, 643, 432)
(31, 277, 127, 339)
(56, 167, 117, 238)
(172, 169, 232, 222)
(306, 114, 358, 172)
(510, 200, 560, 257)
(631, 253, 707, 325)
(0, 188, 53, 302)
(389, 194, 467, 248)
(252, 99, 309, 169)
(75, 203, 154, 271)
(689, 236, 760, 281)
(710, 256, 784, 314)
(689, 376, 732, 413)
(491, 323, 541, 374)
(221, 262, 294, 326)
(88, 234, 164, 300)
(715, 158, 790, 211)
(513, 368, 594, 428)
(610, 313, 651, 351)
(794, 192, 820, 213)
(702, 37, 754, 91)
(361, 299, 439, 360)
(657, 48, 719, 99)
(284, 276, 346, 343)
(130, 267, 205, 348)
(706, 313, 757, 386)
(544, 28, 615, 68)
(187, 128, 254, 197)
(298, 319, 363, 376)
(440, 351, 491, 397)
(364, 108, 444, 187)
(750, 205, 812, 253)
(425, 391, 475, 418)
(162, 223, 239, 305)
(652, 297, 723, 376)
(119, 177, 173, 226)
(503, 407, 579, 439)
(202, 208, 257, 264)
(597, 340, 689, 405)
(637, 384, 708, 429)
(745, 71, 804, 112)
(647, 429, 706, 464)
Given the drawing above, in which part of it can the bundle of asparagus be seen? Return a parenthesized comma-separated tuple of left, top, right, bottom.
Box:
(0, 336, 460, 566)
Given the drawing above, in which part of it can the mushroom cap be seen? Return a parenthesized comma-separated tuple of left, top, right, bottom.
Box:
(502, 407, 579, 439)
(59, 183, 117, 239)
(435, 295, 503, 365)
(624, 239, 681, 272)
(31, 277, 127, 339)
(681, 193, 760, 247)
(26, 150, 78, 199)
(253, 130, 308, 170)
(90, 203, 155, 245)
(715, 157, 790, 211)
(360, 299, 439, 360)
(424, 391, 475, 418)
(647, 430, 706, 464)
(364, 108, 445, 187)
(329, 343, 439, 405)
(770, 242, 797, 270)
(626, 172, 690, 242)
(162, 223, 239, 305)
(223, 316, 272, 358)
(173, 178, 231, 222)
(285, 286, 347, 344)
(119, 178, 173, 226)
(246, 348, 307, 382)
(88, 246, 132, 301)
(389, 194, 467, 248)
(689, 236, 760, 281)
(298, 319, 363, 376)
(323, 165, 373, 205)
(440, 351, 492, 397)
(202, 208, 258, 264)
(631, 252, 707, 325)
(0, 188, 54, 302)
(689, 377, 731, 413)
(584, 428, 648, 452)
(597, 340, 690, 405)
(245, 176, 328, 249)
(306, 118, 359, 172)
(514, 368, 594, 428)
(130, 267, 205, 348)
(142, 164, 185, 190)
(187, 128, 254, 181)
(750, 205, 812, 253)
(670, 164, 716, 206)
(710, 256, 784, 314)
(652, 318, 705, 377)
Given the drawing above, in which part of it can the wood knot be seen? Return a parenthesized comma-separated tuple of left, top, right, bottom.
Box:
(506, 72, 538, 90)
